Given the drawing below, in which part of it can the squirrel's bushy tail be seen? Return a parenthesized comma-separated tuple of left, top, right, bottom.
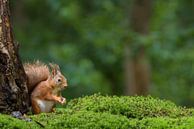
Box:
(24, 61, 50, 93)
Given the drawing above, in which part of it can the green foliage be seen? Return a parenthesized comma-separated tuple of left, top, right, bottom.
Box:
(1, 95, 194, 128)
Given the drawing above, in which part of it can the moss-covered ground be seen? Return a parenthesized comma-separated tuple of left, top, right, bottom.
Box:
(1, 94, 194, 129)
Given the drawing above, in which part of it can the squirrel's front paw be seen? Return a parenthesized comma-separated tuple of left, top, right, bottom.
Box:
(60, 97, 66, 104)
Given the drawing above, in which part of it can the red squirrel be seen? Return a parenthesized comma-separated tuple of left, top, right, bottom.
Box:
(24, 61, 67, 114)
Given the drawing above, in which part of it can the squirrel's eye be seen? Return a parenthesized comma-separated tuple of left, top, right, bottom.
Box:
(58, 79, 61, 82)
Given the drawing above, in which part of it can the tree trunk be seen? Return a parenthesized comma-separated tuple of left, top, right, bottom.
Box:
(124, 0, 151, 96)
(0, 0, 29, 114)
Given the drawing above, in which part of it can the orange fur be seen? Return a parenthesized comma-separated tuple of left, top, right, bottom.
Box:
(24, 61, 67, 114)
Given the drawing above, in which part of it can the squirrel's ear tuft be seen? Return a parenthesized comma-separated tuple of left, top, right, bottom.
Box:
(54, 64, 60, 71)
(49, 63, 57, 77)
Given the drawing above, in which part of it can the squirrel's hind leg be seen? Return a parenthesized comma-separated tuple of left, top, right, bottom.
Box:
(31, 99, 41, 114)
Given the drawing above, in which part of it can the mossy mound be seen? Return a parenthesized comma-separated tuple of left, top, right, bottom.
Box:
(31, 109, 194, 129)
(0, 94, 194, 129)
(66, 94, 193, 118)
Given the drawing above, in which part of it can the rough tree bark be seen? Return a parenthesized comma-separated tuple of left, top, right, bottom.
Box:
(124, 0, 151, 96)
(0, 0, 29, 114)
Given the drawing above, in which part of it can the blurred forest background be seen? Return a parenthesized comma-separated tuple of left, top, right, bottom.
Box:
(10, 0, 194, 106)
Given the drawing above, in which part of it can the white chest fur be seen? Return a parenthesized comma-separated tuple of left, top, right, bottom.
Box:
(36, 99, 55, 113)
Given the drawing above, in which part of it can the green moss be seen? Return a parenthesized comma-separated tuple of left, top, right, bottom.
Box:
(128, 117, 194, 129)
(0, 114, 38, 129)
(0, 94, 194, 129)
(66, 94, 192, 118)
(31, 110, 129, 129)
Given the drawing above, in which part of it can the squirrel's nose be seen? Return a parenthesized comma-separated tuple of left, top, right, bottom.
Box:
(64, 82, 68, 87)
